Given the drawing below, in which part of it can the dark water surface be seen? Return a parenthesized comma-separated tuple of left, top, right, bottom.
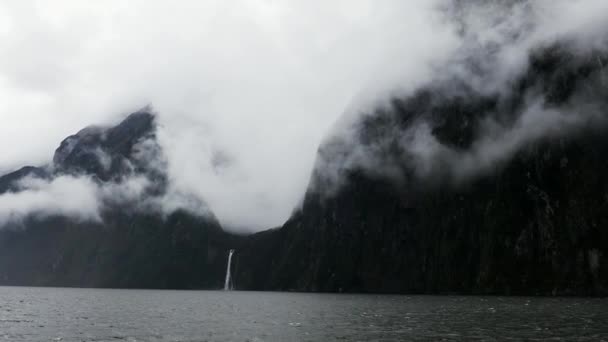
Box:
(0, 286, 607, 341)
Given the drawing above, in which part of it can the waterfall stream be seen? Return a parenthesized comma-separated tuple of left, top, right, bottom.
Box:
(224, 249, 235, 291)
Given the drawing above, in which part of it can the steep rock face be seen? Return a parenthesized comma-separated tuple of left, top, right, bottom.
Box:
(0, 110, 241, 289)
(235, 44, 608, 295)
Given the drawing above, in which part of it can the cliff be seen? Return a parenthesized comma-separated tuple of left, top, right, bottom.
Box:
(234, 43, 608, 295)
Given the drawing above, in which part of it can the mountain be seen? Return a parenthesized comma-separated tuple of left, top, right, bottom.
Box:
(0, 166, 50, 194)
(0, 110, 242, 289)
(2, 42, 608, 296)
(233, 43, 608, 295)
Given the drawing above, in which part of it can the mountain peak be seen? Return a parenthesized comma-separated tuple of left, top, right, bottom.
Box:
(52, 110, 157, 181)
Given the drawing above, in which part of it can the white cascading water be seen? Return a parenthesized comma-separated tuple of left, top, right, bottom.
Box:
(224, 249, 235, 291)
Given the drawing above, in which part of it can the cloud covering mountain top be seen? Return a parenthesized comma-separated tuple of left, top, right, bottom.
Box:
(1, 0, 607, 231)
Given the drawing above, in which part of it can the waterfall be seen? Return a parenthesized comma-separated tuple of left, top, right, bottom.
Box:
(224, 249, 235, 291)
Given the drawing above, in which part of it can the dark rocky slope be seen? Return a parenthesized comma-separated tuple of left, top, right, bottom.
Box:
(0, 110, 242, 289)
(234, 44, 608, 295)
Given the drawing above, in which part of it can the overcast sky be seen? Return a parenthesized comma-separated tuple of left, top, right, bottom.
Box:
(1, 0, 606, 231)
(0, 0, 457, 230)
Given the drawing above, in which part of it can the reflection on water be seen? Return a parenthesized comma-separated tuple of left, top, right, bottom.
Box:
(0, 286, 606, 341)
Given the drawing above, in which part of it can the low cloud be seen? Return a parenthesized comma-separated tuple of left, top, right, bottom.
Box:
(0, 175, 100, 227)
(310, 0, 608, 195)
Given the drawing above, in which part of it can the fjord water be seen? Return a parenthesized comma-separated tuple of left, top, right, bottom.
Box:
(1, 287, 606, 341)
